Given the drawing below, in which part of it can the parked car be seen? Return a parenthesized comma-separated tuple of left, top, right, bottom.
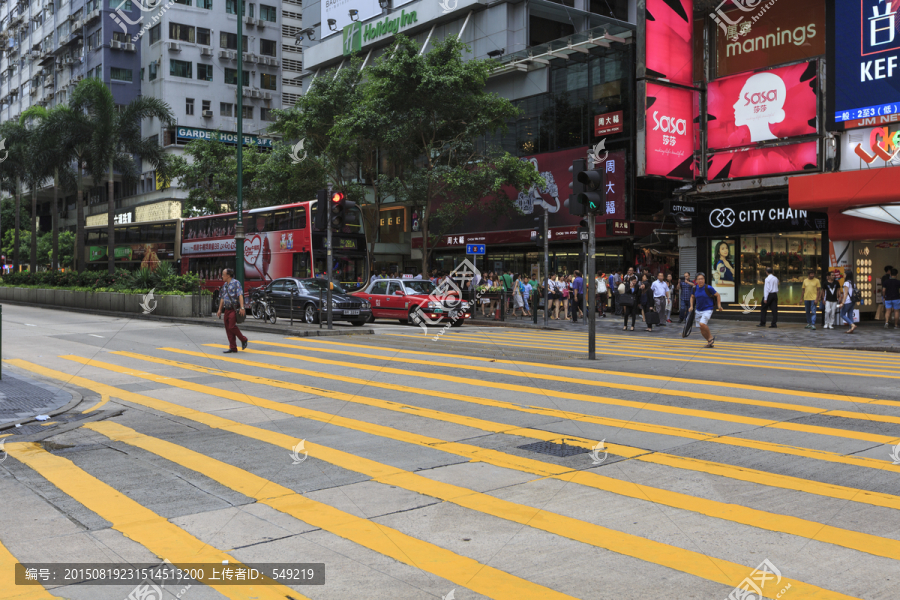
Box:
(263, 277, 372, 325)
(351, 278, 470, 326)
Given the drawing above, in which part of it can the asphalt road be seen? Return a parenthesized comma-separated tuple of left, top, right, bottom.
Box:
(1, 304, 899, 600)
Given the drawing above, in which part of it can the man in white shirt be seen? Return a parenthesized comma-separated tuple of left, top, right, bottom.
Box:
(414, 273, 422, 279)
(758, 266, 779, 328)
(651, 271, 670, 326)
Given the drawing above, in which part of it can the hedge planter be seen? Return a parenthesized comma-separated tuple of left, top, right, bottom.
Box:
(0, 287, 210, 318)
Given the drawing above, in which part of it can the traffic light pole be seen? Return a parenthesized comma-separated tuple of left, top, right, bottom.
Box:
(543, 206, 549, 327)
(587, 215, 596, 360)
(234, 2, 245, 285)
(326, 194, 333, 330)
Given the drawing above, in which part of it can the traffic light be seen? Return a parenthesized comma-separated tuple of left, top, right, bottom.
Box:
(576, 167, 604, 214)
(534, 229, 544, 247)
(568, 159, 586, 216)
(314, 188, 328, 230)
(329, 191, 346, 230)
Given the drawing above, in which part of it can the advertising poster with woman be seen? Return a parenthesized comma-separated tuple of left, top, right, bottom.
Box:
(712, 239, 736, 302)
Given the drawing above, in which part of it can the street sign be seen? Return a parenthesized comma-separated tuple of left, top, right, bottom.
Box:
(579, 231, 590, 241)
(466, 244, 485, 255)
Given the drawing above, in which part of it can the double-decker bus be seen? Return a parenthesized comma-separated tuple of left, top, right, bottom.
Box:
(181, 200, 368, 299)
(84, 219, 181, 270)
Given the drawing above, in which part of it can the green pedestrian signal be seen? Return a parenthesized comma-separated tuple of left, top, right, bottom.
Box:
(576, 168, 604, 214)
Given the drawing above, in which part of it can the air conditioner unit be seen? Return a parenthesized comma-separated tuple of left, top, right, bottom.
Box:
(43, 79, 52, 87)
(255, 18, 265, 26)
(250, 88, 261, 98)
(63, 56, 73, 64)
(201, 109, 213, 117)
(110, 40, 121, 49)
(218, 49, 230, 59)
(28, 85, 35, 94)
(166, 41, 181, 51)
(243, 53, 257, 63)
(72, 20, 82, 29)
(200, 46, 212, 56)
(123, 42, 135, 51)
(243, 16, 254, 25)
(67, 13, 76, 20)
(228, 50, 236, 59)
(268, 57, 278, 67)
(87, 9, 99, 21)
(29, 50, 39, 58)
(262, 91, 271, 100)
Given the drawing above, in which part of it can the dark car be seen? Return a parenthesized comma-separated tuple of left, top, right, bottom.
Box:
(264, 277, 372, 325)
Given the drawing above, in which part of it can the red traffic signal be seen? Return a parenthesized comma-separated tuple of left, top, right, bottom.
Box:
(331, 192, 345, 203)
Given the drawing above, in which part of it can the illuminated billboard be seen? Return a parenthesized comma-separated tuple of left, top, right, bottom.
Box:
(644, 0, 693, 86)
(641, 81, 696, 179)
(707, 140, 818, 180)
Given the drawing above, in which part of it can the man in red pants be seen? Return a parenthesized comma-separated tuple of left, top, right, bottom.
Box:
(216, 268, 248, 353)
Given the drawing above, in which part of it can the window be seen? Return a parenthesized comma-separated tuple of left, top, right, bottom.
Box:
(110, 67, 132, 81)
(197, 27, 210, 45)
(197, 0, 212, 7)
(170, 59, 192, 78)
(140, 67, 144, 80)
(149, 24, 160, 44)
(186, 98, 194, 115)
(242, 105, 253, 119)
(173, 0, 192, 4)
(259, 4, 276, 21)
(260, 73, 276, 90)
(219, 32, 247, 51)
(87, 30, 101, 51)
(86, 0, 99, 10)
(149, 61, 158, 80)
(112, 31, 128, 43)
(226, 0, 251, 15)
(202, 100, 210, 112)
(220, 102, 233, 116)
(110, 0, 132, 9)
(260, 107, 276, 121)
(196, 63, 213, 81)
(260, 38, 276, 56)
(224, 68, 249, 86)
(169, 23, 195, 43)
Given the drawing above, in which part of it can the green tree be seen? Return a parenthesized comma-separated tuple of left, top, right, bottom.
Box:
(0, 119, 29, 272)
(70, 78, 175, 274)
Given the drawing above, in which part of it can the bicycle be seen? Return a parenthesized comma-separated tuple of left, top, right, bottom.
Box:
(249, 287, 277, 324)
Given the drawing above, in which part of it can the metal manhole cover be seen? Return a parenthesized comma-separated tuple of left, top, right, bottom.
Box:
(518, 441, 588, 457)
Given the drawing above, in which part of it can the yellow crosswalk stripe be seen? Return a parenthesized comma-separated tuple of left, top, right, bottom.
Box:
(384, 332, 900, 379)
(289, 338, 900, 408)
(156, 347, 900, 476)
(227, 342, 900, 446)
(3, 442, 310, 600)
(84, 421, 572, 600)
(0, 539, 60, 600)
(96, 352, 900, 563)
(8, 359, 863, 600)
(261, 340, 900, 420)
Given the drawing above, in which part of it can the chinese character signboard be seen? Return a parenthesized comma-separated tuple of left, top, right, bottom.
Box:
(594, 111, 624, 136)
(594, 151, 626, 220)
(830, 0, 900, 128)
(708, 61, 818, 151)
(641, 81, 696, 179)
(642, 0, 693, 86)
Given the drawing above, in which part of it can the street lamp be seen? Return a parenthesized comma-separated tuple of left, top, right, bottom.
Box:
(327, 19, 337, 31)
(349, 9, 359, 20)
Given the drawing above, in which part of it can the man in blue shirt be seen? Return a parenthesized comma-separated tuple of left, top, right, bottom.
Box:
(688, 272, 723, 348)
(216, 268, 248, 353)
(571, 270, 584, 322)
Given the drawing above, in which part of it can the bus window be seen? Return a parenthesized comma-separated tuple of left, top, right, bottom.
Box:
(226, 217, 236, 236)
(292, 253, 310, 278)
(273, 210, 291, 231)
(292, 207, 307, 229)
(243, 213, 256, 234)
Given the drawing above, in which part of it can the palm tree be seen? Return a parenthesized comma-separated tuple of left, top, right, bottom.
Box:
(70, 79, 175, 274)
(21, 106, 79, 271)
(0, 119, 29, 272)
(18, 112, 55, 272)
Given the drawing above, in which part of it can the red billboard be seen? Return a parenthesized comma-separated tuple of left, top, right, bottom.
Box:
(707, 140, 818, 180)
(646, 0, 693, 86)
(707, 61, 818, 151)
(644, 81, 696, 179)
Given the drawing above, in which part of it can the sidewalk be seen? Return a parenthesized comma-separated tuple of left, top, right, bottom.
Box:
(465, 309, 900, 351)
(0, 368, 78, 427)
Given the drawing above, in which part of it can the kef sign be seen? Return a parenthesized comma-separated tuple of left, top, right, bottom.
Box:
(644, 82, 695, 179)
(645, 0, 693, 86)
(707, 61, 818, 151)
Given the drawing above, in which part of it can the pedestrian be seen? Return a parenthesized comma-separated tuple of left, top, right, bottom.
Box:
(480, 276, 494, 317)
(639, 274, 654, 331)
(621, 276, 640, 331)
(548, 274, 560, 319)
(802, 270, 822, 330)
(512, 275, 525, 318)
(216, 268, 248, 354)
(571, 270, 584, 322)
(651, 271, 669, 327)
(689, 272, 723, 348)
(665, 273, 675, 323)
(883, 268, 900, 329)
(823, 272, 841, 329)
(561, 275, 570, 319)
(521, 276, 532, 317)
(596, 272, 607, 317)
(758, 266, 779, 328)
(839, 271, 858, 334)
(677, 272, 694, 323)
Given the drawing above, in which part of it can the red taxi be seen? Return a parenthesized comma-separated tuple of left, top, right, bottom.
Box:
(352, 278, 470, 326)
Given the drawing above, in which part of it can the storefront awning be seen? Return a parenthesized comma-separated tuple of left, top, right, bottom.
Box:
(789, 169, 900, 240)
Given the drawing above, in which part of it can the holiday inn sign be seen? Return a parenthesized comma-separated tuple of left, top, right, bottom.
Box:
(343, 9, 418, 55)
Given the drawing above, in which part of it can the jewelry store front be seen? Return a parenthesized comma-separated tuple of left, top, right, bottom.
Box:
(694, 198, 829, 311)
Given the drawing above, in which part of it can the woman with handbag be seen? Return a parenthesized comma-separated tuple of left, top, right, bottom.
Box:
(621, 276, 639, 331)
(839, 271, 858, 334)
(216, 268, 248, 353)
(639, 274, 654, 331)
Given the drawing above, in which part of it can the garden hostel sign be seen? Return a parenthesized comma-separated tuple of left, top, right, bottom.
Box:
(342, 9, 418, 55)
(175, 127, 274, 148)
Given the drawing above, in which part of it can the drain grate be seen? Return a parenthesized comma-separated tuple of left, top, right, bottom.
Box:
(518, 441, 588, 458)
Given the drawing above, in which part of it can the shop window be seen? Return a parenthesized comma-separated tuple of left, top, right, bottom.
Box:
(737, 233, 822, 306)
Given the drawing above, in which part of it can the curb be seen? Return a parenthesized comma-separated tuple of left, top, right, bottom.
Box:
(0, 370, 84, 432)
(0, 299, 375, 338)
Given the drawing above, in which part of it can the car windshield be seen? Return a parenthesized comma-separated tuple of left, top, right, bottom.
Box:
(402, 280, 436, 294)
(301, 278, 346, 294)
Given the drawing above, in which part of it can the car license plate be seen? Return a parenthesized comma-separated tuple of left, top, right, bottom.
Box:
(433, 308, 443, 314)
(344, 310, 359, 315)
